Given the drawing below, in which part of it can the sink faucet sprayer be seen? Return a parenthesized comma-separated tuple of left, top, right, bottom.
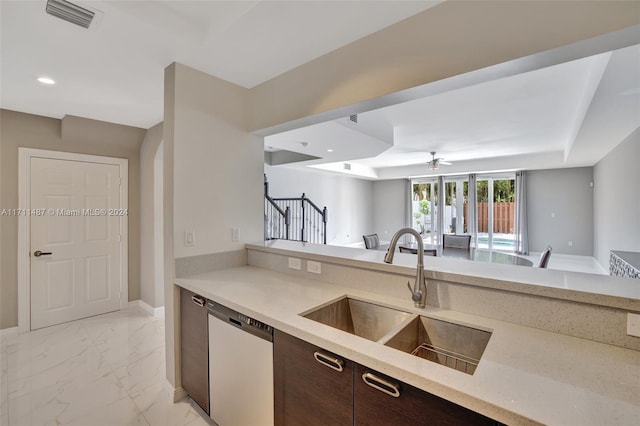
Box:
(383, 228, 428, 308)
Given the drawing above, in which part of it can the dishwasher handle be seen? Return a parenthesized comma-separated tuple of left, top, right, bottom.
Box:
(208, 303, 273, 342)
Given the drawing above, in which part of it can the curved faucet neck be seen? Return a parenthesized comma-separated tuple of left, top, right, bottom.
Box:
(383, 228, 427, 309)
(384, 228, 424, 265)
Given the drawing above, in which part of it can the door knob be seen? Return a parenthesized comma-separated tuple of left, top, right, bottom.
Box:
(33, 250, 52, 257)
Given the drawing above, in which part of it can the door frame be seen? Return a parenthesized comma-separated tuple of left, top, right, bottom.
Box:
(18, 148, 129, 333)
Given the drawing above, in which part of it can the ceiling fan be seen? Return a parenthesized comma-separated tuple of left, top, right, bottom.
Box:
(426, 152, 452, 170)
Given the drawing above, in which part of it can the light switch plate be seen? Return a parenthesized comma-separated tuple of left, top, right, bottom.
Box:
(627, 313, 640, 337)
(307, 261, 322, 274)
(232, 227, 240, 242)
(288, 257, 301, 270)
(185, 230, 195, 246)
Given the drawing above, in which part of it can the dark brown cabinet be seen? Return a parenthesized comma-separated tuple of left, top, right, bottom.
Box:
(274, 330, 501, 426)
(274, 330, 354, 426)
(179, 287, 209, 414)
(354, 364, 498, 425)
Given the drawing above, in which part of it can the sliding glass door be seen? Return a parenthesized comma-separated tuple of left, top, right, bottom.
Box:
(413, 174, 514, 249)
(443, 177, 469, 236)
(412, 180, 438, 244)
(476, 175, 515, 251)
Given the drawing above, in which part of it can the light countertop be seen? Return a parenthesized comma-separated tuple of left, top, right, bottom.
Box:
(176, 266, 640, 426)
(247, 240, 640, 311)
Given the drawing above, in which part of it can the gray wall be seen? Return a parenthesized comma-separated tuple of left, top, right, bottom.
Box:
(264, 165, 373, 245)
(593, 128, 640, 268)
(0, 109, 145, 329)
(139, 122, 163, 308)
(527, 167, 594, 255)
(265, 167, 609, 258)
(372, 179, 407, 241)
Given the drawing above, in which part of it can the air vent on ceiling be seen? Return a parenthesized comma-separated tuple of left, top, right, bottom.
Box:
(343, 163, 352, 171)
(349, 114, 358, 124)
(46, 0, 95, 29)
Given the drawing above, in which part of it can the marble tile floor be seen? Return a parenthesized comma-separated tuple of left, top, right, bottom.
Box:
(0, 309, 213, 426)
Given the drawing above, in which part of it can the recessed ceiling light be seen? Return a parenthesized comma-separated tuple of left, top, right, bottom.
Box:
(37, 77, 56, 85)
(327, 149, 334, 152)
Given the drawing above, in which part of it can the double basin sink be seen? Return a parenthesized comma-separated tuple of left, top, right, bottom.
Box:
(302, 297, 491, 375)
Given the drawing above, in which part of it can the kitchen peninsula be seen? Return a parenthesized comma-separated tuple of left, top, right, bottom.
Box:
(175, 240, 640, 425)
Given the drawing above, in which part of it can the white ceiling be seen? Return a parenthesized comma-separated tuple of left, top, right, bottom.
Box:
(0, 0, 440, 128)
(265, 43, 640, 179)
(2, 1, 638, 180)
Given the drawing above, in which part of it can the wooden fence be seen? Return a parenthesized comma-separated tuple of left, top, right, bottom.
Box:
(463, 202, 514, 233)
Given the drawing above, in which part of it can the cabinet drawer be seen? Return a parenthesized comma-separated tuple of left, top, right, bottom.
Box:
(274, 330, 353, 426)
(354, 364, 499, 425)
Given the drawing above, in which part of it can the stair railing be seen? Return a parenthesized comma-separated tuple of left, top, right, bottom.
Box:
(265, 193, 290, 241)
(264, 176, 327, 244)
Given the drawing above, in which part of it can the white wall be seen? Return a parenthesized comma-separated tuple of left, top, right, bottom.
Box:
(527, 167, 594, 255)
(139, 122, 163, 308)
(264, 165, 373, 245)
(172, 66, 264, 259)
(372, 179, 407, 241)
(593, 128, 640, 268)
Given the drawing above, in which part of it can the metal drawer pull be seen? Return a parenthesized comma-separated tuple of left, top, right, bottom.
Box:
(313, 351, 344, 372)
(191, 295, 205, 307)
(362, 372, 400, 398)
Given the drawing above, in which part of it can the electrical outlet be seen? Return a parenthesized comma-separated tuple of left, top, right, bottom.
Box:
(307, 260, 322, 274)
(568, 241, 573, 247)
(627, 313, 640, 338)
(185, 230, 195, 246)
(288, 257, 301, 270)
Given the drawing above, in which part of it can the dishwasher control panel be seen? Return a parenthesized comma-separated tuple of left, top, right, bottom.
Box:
(207, 301, 273, 342)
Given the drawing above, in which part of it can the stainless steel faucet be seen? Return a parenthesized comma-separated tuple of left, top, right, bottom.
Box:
(383, 228, 428, 308)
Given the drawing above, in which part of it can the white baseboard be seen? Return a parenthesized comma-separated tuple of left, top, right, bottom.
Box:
(128, 300, 165, 317)
(0, 326, 18, 338)
(127, 300, 145, 313)
(164, 381, 188, 403)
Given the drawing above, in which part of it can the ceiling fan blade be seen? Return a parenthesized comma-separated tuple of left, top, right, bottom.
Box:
(440, 161, 453, 165)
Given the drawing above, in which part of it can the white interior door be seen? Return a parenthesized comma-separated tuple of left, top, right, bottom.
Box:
(30, 157, 123, 330)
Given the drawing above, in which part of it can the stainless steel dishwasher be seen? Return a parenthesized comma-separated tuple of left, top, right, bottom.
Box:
(207, 301, 274, 426)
